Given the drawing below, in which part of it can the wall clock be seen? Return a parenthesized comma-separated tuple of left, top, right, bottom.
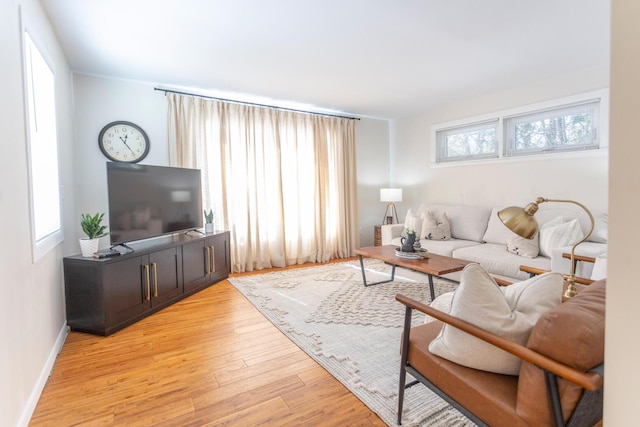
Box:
(98, 121, 150, 163)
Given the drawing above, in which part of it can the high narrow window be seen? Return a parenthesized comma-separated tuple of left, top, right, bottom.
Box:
(23, 30, 63, 261)
(435, 119, 499, 163)
(504, 100, 600, 157)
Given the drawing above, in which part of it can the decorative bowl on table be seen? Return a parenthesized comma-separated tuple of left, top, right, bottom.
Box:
(394, 247, 428, 259)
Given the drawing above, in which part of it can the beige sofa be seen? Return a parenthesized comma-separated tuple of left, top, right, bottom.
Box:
(381, 203, 608, 281)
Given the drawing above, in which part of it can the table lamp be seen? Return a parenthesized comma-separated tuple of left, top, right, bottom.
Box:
(380, 188, 402, 225)
(497, 197, 594, 298)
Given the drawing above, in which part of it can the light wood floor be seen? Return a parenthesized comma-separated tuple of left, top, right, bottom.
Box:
(29, 263, 386, 426)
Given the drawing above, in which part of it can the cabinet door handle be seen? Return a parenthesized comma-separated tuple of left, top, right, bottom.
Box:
(209, 245, 215, 274)
(152, 262, 158, 297)
(143, 264, 150, 301)
(205, 246, 211, 274)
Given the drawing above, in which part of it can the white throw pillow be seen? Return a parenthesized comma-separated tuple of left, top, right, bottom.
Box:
(421, 211, 452, 240)
(539, 217, 584, 257)
(507, 233, 540, 259)
(402, 209, 424, 237)
(428, 263, 563, 375)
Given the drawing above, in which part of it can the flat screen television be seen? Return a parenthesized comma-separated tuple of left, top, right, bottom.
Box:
(106, 162, 203, 246)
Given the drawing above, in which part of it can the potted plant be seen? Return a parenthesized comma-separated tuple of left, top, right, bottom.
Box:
(79, 212, 109, 257)
(204, 209, 214, 233)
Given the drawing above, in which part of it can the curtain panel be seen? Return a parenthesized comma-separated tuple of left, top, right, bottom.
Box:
(166, 93, 359, 272)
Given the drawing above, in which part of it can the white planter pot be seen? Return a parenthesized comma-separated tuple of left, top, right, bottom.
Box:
(205, 223, 214, 233)
(79, 238, 100, 257)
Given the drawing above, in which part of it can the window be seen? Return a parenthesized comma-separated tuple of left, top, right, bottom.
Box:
(504, 100, 600, 157)
(432, 91, 607, 165)
(435, 119, 499, 163)
(23, 30, 63, 261)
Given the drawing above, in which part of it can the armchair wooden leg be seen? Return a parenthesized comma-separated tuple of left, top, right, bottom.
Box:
(397, 305, 413, 425)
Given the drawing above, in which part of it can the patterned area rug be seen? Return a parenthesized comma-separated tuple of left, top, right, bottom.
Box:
(228, 258, 476, 426)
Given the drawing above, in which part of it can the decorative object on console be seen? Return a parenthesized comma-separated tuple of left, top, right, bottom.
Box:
(380, 188, 402, 224)
(204, 209, 214, 233)
(79, 212, 109, 257)
(98, 121, 150, 163)
(498, 197, 595, 298)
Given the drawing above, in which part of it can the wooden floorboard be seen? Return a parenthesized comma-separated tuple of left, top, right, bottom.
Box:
(29, 261, 386, 426)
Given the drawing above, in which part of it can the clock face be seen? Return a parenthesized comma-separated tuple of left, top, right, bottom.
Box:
(98, 121, 150, 163)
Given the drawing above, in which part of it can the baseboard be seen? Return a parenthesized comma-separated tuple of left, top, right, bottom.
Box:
(16, 322, 69, 427)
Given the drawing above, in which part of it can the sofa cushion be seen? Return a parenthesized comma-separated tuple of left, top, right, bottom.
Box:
(517, 279, 605, 426)
(590, 253, 607, 280)
(417, 204, 492, 242)
(428, 263, 563, 375)
(539, 217, 584, 257)
(453, 243, 551, 281)
(507, 233, 539, 259)
(421, 211, 451, 240)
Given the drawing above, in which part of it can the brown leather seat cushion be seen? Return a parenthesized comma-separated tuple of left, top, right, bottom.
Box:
(408, 321, 527, 426)
(516, 279, 606, 425)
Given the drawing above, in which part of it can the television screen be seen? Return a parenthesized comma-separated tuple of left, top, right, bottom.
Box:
(106, 162, 203, 246)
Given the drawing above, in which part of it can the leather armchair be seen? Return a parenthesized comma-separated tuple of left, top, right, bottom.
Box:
(396, 279, 605, 426)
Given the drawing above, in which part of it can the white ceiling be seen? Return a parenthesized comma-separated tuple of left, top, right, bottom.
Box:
(39, 0, 610, 119)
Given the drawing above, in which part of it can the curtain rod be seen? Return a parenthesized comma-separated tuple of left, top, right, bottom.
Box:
(154, 87, 360, 120)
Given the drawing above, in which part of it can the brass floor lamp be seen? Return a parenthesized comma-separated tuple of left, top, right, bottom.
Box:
(498, 197, 595, 298)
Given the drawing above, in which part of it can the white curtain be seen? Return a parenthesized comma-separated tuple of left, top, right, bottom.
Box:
(166, 93, 359, 272)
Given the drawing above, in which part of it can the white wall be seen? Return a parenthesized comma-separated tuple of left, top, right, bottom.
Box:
(0, 1, 74, 426)
(606, 1, 640, 424)
(355, 119, 390, 246)
(391, 68, 610, 218)
(71, 74, 168, 249)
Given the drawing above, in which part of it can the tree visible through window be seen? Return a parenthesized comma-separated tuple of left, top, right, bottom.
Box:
(505, 100, 599, 156)
(436, 120, 498, 162)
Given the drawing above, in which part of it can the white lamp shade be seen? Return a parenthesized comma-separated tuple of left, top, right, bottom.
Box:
(380, 188, 402, 202)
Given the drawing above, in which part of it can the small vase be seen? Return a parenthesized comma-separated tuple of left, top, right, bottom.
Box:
(400, 233, 416, 252)
(79, 238, 100, 257)
(205, 223, 214, 233)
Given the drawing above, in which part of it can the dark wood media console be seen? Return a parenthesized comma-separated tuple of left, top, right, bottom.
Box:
(63, 230, 230, 336)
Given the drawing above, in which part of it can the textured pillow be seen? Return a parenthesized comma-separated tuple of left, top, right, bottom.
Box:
(402, 209, 423, 238)
(539, 217, 584, 257)
(428, 263, 563, 375)
(421, 211, 451, 240)
(507, 233, 540, 259)
(424, 291, 455, 324)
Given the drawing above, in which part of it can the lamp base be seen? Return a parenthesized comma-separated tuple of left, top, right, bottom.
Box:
(564, 276, 579, 299)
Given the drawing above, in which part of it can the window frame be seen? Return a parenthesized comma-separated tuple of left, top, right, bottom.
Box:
(22, 17, 64, 262)
(431, 89, 609, 166)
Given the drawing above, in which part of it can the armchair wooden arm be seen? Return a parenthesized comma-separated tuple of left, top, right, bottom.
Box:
(395, 293, 603, 391)
(519, 265, 594, 285)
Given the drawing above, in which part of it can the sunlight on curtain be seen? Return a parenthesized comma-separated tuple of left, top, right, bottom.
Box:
(167, 93, 359, 272)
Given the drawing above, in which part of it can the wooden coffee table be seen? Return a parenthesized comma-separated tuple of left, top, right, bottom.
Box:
(354, 245, 473, 300)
